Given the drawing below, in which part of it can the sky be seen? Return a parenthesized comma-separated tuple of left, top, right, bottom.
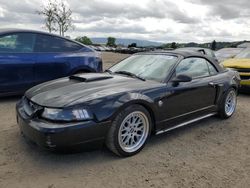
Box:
(0, 0, 250, 43)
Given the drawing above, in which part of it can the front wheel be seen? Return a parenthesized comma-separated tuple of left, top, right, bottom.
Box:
(218, 88, 237, 119)
(106, 105, 152, 157)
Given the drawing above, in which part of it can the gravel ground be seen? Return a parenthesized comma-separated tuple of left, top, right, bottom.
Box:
(101, 51, 130, 70)
(0, 52, 249, 188)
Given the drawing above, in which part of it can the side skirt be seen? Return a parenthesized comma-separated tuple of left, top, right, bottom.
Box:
(155, 113, 217, 135)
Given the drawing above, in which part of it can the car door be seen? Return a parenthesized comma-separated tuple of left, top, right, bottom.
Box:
(33, 34, 82, 84)
(0, 33, 36, 94)
(160, 57, 218, 128)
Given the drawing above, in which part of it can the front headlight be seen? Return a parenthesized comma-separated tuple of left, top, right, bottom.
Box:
(41, 108, 92, 121)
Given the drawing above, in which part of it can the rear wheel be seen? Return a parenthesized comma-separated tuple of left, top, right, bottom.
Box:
(106, 105, 151, 157)
(218, 88, 237, 119)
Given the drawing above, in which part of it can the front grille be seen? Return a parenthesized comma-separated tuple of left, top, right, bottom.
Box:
(23, 97, 43, 117)
(235, 68, 250, 72)
(240, 75, 250, 80)
(229, 67, 250, 80)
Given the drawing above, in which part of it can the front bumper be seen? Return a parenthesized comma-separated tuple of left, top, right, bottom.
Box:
(240, 80, 250, 86)
(16, 101, 111, 150)
(238, 73, 250, 91)
(239, 72, 250, 86)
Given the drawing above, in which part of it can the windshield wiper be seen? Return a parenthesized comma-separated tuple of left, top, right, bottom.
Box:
(114, 71, 146, 81)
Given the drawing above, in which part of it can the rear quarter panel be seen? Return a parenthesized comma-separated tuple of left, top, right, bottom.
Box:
(67, 51, 103, 73)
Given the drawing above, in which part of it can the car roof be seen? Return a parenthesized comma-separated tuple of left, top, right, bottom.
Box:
(136, 50, 224, 72)
(0, 28, 94, 52)
(0, 28, 60, 36)
(176, 47, 211, 51)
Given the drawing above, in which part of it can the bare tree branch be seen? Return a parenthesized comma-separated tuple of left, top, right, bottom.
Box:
(37, 0, 74, 36)
(53, 1, 74, 36)
(36, 0, 57, 33)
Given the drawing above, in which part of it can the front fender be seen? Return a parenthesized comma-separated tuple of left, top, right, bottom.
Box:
(90, 92, 157, 122)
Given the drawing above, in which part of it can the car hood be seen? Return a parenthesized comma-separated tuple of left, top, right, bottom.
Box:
(222, 58, 250, 68)
(25, 73, 161, 108)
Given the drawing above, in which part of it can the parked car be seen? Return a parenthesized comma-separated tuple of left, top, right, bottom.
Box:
(175, 47, 218, 62)
(0, 29, 102, 96)
(221, 48, 250, 90)
(88, 45, 99, 51)
(117, 47, 126, 53)
(96, 46, 106, 51)
(215, 48, 243, 62)
(17, 51, 240, 157)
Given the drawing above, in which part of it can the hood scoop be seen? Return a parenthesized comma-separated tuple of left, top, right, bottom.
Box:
(69, 75, 113, 82)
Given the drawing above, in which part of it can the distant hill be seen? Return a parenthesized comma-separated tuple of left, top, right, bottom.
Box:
(88, 37, 250, 50)
(90, 37, 163, 47)
(162, 40, 250, 50)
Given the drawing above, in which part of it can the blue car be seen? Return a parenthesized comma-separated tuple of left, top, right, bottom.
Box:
(0, 29, 103, 96)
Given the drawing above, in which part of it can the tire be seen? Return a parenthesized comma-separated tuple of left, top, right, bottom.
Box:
(218, 88, 237, 119)
(106, 105, 152, 157)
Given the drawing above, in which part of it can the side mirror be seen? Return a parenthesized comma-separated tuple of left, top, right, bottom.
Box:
(172, 74, 192, 86)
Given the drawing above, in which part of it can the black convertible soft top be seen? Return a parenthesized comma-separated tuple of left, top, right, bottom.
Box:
(137, 50, 225, 73)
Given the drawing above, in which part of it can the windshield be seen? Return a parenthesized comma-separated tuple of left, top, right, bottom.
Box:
(235, 48, 250, 58)
(109, 54, 178, 82)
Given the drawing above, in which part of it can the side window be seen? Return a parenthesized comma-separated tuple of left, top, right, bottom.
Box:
(34, 34, 82, 52)
(0, 33, 36, 53)
(176, 58, 210, 79)
(205, 49, 216, 58)
(207, 62, 218, 75)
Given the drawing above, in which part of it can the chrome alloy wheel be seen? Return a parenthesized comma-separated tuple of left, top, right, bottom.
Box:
(225, 90, 237, 116)
(118, 111, 149, 153)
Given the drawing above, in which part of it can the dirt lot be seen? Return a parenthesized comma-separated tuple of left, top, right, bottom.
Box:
(101, 51, 130, 70)
(0, 52, 249, 188)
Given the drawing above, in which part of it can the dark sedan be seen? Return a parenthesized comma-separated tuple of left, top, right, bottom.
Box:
(16, 51, 240, 157)
(0, 29, 102, 96)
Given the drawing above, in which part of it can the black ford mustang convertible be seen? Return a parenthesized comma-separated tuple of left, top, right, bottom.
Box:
(16, 51, 240, 157)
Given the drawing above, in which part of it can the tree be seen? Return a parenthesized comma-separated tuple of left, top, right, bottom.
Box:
(128, 43, 137, 48)
(211, 40, 217, 50)
(37, 0, 74, 36)
(106, 37, 116, 47)
(75, 36, 93, 45)
(171, 42, 177, 49)
(36, 0, 57, 33)
(54, 1, 74, 36)
(161, 43, 171, 49)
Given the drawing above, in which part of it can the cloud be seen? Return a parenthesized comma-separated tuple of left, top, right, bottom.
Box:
(0, 0, 42, 25)
(189, 0, 250, 19)
(77, 22, 149, 34)
(71, 0, 200, 24)
(0, 0, 250, 43)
